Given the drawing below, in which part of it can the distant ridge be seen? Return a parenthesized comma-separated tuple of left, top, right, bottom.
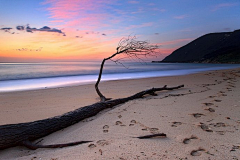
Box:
(161, 29, 240, 63)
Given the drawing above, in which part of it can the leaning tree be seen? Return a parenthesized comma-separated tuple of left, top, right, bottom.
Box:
(95, 35, 159, 102)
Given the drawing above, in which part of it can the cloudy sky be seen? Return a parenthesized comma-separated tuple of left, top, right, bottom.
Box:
(0, 0, 239, 62)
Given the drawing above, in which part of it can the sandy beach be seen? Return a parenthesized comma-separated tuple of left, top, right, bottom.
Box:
(0, 68, 240, 160)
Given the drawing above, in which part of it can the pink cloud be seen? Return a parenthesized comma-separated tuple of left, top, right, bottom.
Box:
(65, 13, 109, 29)
(50, 20, 64, 23)
(43, 0, 116, 28)
(44, 0, 81, 19)
(212, 3, 238, 11)
(42, 0, 157, 37)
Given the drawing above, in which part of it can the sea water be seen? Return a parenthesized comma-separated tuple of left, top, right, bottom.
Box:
(0, 61, 240, 92)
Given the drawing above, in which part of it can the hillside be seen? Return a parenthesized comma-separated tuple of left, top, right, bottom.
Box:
(161, 29, 240, 63)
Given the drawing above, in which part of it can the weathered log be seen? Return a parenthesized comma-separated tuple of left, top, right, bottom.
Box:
(0, 85, 184, 150)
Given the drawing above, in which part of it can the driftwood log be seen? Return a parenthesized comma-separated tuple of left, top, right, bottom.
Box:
(0, 85, 184, 150)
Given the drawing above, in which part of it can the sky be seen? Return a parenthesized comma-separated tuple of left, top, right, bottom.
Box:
(0, 0, 239, 62)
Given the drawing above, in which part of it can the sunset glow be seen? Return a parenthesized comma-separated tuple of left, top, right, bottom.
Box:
(0, 0, 239, 62)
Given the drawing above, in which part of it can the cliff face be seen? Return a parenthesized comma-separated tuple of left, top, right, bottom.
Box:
(162, 29, 240, 63)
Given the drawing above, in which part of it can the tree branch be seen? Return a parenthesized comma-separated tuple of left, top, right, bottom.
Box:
(95, 35, 160, 101)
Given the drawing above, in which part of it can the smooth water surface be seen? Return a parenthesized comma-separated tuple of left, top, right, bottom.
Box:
(1, 61, 240, 92)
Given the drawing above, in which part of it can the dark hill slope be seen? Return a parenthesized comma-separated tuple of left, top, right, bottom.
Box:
(162, 29, 240, 63)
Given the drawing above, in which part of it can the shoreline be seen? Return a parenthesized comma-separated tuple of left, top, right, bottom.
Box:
(1, 63, 240, 93)
(0, 68, 240, 159)
(0, 65, 237, 93)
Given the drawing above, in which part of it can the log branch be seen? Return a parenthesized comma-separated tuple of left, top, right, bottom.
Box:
(21, 140, 92, 150)
(0, 84, 184, 150)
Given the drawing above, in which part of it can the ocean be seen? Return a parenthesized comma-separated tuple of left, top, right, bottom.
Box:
(0, 61, 240, 92)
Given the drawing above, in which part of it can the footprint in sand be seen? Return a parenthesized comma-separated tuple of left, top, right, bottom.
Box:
(171, 122, 182, 127)
(136, 122, 159, 133)
(97, 140, 109, 146)
(199, 123, 213, 132)
(141, 127, 159, 133)
(205, 108, 215, 112)
(183, 135, 198, 144)
(230, 145, 240, 152)
(208, 96, 216, 98)
(103, 125, 109, 129)
(115, 121, 122, 125)
(191, 113, 205, 118)
(203, 103, 214, 106)
(210, 122, 226, 127)
(149, 128, 159, 132)
(103, 130, 108, 133)
(190, 148, 206, 156)
(115, 121, 126, 126)
(214, 99, 222, 102)
(129, 120, 137, 126)
(215, 122, 226, 127)
(88, 140, 109, 149)
(142, 128, 159, 132)
(88, 143, 97, 148)
(103, 125, 109, 133)
(131, 120, 136, 123)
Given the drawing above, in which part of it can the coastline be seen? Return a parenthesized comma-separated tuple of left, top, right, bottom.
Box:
(0, 68, 240, 159)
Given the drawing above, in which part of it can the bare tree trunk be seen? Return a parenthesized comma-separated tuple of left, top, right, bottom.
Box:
(95, 50, 126, 102)
(0, 85, 183, 150)
(95, 58, 110, 102)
